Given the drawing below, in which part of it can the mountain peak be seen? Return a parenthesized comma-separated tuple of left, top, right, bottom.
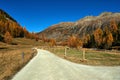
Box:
(38, 12, 120, 41)
(99, 12, 113, 17)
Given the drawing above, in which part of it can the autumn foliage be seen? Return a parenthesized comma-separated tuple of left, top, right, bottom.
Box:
(83, 34, 90, 47)
(106, 32, 113, 48)
(94, 28, 103, 47)
(91, 20, 118, 49)
(40, 33, 56, 47)
(68, 35, 83, 48)
(49, 38, 56, 47)
(4, 31, 12, 44)
(66, 20, 119, 49)
(1, 9, 120, 49)
(40, 19, 119, 50)
(0, 9, 39, 43)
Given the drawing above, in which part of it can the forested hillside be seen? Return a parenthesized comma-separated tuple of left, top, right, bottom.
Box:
(0, 9, 38, 43)
(38, 12, 120, 49)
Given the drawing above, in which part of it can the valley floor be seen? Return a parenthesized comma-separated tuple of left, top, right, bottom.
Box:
(12, 49, 120, 80)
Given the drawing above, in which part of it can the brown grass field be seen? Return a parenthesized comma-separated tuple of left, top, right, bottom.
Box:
(0, 38, 120, 80)
(47, 46, 120, 66)
(0, 48, 36, 80)
(0, 38, 39, 80)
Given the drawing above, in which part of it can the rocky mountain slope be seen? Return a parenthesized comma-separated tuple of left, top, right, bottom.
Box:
(38, 12, 120, 41)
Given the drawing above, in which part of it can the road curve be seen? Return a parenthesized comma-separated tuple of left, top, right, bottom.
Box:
(12, 49, 120, 80)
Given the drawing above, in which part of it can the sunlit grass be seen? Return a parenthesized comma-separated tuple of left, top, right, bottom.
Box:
(49, 47, 120, 66)
(0, 38, 39, 80)
(0, 48, 36, 80)
(0, 38, 120, 80)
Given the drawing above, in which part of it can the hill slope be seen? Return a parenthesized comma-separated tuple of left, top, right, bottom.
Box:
(39, 12, 120, 40)
(38, 12, 120, 49)
(0, 9, 36, 42)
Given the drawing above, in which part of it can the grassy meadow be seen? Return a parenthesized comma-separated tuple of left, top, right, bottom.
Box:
(47, 47, 120, 66)
(0, 38, 39, 80)
(0, 38, 120, 80)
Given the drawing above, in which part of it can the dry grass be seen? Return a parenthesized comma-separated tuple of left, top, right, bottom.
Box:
(0, 38, 39, 80)
(0, 38, 120, 80)
(0, 48, 36, 80)
(48, 46, 120, 66)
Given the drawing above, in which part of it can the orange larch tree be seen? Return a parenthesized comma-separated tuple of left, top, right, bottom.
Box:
(106, 32, 113, 49)
(49, 38, 56, 47)
(68, 35, 83, 49)
(4, 31, 12, 44)
(110, 20, 118, 42)
(94, 28, 103, 47)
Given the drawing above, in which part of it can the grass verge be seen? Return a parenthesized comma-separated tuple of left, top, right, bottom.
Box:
(0, 48, 36, 80)
(48, 46, 120, 66)
(0, 38, 38, 80)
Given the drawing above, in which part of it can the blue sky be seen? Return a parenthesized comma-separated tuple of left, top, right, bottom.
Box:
(0, 0, 120, 32)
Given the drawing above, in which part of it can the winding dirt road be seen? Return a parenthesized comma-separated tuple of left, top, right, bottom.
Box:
(12, 49, 120, 80)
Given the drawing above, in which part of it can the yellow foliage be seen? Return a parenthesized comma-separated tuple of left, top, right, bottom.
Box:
(4, 31, 12, 44)
(94, 28, 103, 46)
(68, 35, 83, 48)
(107, 32, 113, 47)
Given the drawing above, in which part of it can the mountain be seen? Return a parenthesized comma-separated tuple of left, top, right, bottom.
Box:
(38, 12, 120, 40)
(0, 9, 17, 22)
(38, 12, 120, 49)
(0, 9, 36, 42)
(0, 9, 25, 38)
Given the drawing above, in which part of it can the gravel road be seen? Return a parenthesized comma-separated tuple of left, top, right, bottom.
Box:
(12, 49, 120, 80)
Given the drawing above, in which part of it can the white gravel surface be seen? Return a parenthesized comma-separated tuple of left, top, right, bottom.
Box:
(12, 49, 120, 80)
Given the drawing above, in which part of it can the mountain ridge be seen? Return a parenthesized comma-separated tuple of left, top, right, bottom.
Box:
(38, 12, 120, 39)
(0, 9, 17, 23)
(0, 9, 37, 43)
(38, 12, 120, 49)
